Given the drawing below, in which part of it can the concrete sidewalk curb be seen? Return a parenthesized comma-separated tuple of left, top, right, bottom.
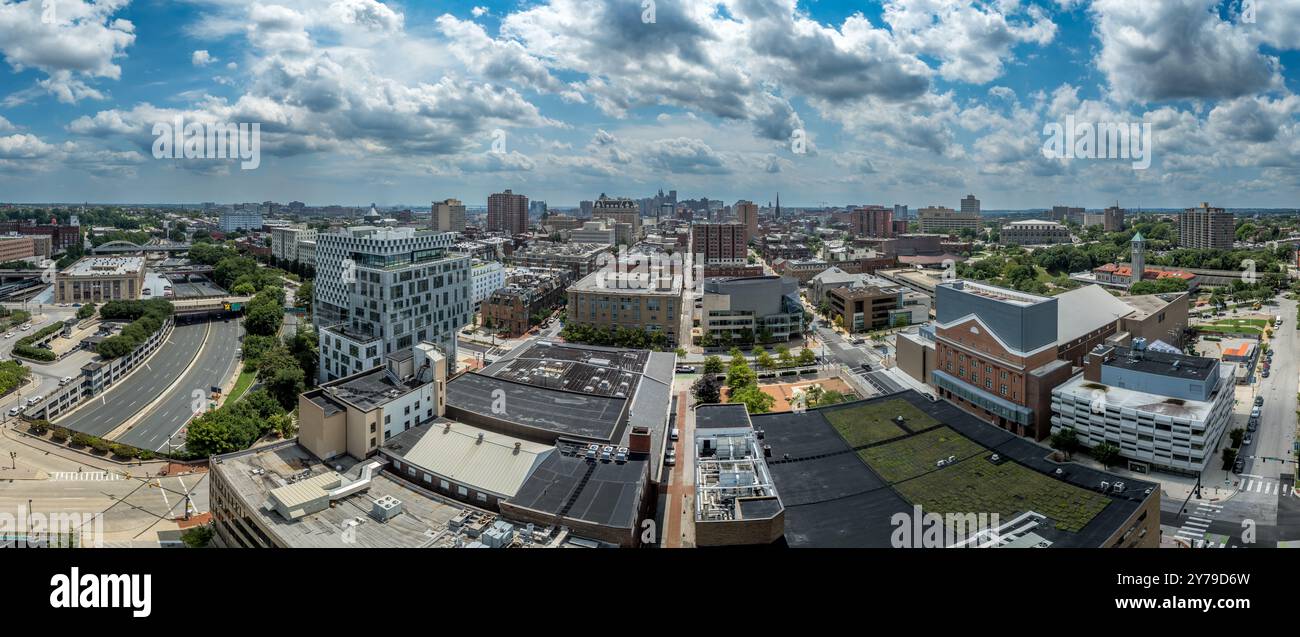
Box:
(2, 422, 163, 471)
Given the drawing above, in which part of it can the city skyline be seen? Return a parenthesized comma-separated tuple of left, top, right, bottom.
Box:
(0, 1, 1297, 208)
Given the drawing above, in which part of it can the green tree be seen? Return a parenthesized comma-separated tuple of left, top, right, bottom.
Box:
(1091, 442, 1121, 467)
(729, 384, 775, 414)
(1049, 428, 1080, 454)
(702, 355, 725, 375)
(691, 374, 721, 404)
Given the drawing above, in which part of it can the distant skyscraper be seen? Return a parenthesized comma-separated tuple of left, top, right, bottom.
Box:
(893, 204, 908, 220)
(1178, 202, 1233, 250)
(579, 200, 594, 218)
(775, 193, 781, 219)
(961, 194, 980, 216)
(431, 198, 466, 233)
(487, 189, 529, 235)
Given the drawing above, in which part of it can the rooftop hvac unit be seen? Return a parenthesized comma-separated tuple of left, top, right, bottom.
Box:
(371, 495, 403, 522)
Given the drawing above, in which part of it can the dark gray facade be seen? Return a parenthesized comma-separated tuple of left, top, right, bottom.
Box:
(935, 281, 1057, 353)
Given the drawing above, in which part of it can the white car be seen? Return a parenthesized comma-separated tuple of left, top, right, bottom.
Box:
(59, 376, 73, 386)
(27, 396, 43, 406)
(2, 333, 11, 339)
(7, 406, 20, 416)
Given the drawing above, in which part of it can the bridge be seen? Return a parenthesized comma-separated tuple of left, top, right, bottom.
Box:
(0, 269, 47, 282)
(90, 240, 192, 255)
(171, 295, 251, 316)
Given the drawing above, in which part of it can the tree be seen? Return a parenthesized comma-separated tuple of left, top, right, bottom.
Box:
(729, 384, 775, 414)
(702, 355, 724, 375)
(231, 282, 256, 295)
(797, 348, 816, 366)
(244, 288, 284, 337)
(181, 524, 215, 548)
(1049, 428, 1081, 454)
(691, 374, 721, 404)
(76, 303, 96, 320)
(264, 365, 306, 411)
(1221, 447, 1238, 471)
(755, 347, 776, 370)
(1229, 428, 1245, 448)
(294, 280, 313, 310)
(1091, 442, 1121, 467)
(726, 358, 756, 389)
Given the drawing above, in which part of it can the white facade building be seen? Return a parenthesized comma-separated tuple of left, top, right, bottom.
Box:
(220, 208, 263, 232)
(312, 226, 472, 383)
(470, 260, 506, 310)
(271, 225, 318, 263)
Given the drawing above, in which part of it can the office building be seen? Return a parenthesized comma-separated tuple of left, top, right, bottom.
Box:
(700, 276, 805, 343)
(570, 220, 617, 245)
(220, 208, 263, 232)
(1104, 205, 1125, 232)
(917, 206, 980, 233)
(0, 235, 49, 261)
(0, 221, 80, 252)
(960, 194, 980, 216)
(1050, 206, 1085, 224)
(1178, 202, 1233, 250)
(827, 285, 904, 332)
(312, 226, 471, 383)
(270, 225, 317, 264)
(298, 342, 448, 460)
(567, 267, 684, 345)
(487, 190, 529, 235)
(55, 257, 146, 303)
(432, 198, 467, 233)
(690, 223, 748, 264)
(296, 239, 317, 270)
(1051, 341, 1234, 475)
(999, 220, 1071, 246)
(591, 194, 641, 244)
(894, 204, 909, 220)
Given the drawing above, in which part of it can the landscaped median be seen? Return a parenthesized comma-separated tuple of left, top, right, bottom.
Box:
(12, 323, 65, 362)
(22, 419, 160, 462)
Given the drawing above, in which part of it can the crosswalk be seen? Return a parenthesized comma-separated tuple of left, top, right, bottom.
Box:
(1174, 501, 1225, 547)
(1239, 478, 1294, 496)
(49, 471, 124, 482)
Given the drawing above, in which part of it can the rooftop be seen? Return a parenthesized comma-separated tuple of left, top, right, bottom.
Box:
(1055, 285, 1134, 343)
(506, 442, 648, 531)
(212, 442, 470, 548)
(313, 365, 428, 413)
(1104, 345, 1219, 382)
(382, 419, 553, 499)
(1054, 370, 1226, 422)
(751, 390, 1157, 547)
(941, 280, 1052, 307)
(62, 256, 145, 276)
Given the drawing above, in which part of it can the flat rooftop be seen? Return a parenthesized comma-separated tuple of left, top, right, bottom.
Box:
(1122, 292, 1184, 320)
(941, 279, 1052, 307)
(1055, 371, 1226, 421)
(212, 442, 468, 548)
(62, 256, 144, 276)
(1105, 345, 1218, 382)
(507, 442, 647, 531)
(446, 373, 625, 441)
(317, 366, 427, 412)
(752, 390, 1157, 547)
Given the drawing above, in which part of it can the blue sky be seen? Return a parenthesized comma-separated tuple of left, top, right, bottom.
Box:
(1, 0, 1299, 209)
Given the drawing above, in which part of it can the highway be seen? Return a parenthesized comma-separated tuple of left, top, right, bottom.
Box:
(116, 318, 242, 452)
(55, 322, 208, 437)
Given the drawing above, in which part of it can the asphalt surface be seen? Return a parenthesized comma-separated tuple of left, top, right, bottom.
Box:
(55, 321, 208, 437)
(117, 318, 242, 452)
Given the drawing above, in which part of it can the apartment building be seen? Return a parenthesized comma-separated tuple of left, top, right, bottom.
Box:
(1178, 202, 1233, 250)
(270, 224, 317, 264)
(487, 190, 529, 235)
(480, 268, 569, 337)
(508, 242, 609, 279)
(470, 260, 506, 310)
(690, 223, 748, 264)
(431, 198, 467, 233)
(312, 226, 471, 383)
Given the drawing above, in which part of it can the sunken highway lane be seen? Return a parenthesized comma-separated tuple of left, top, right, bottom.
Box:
(56, 321, 209, 438)
(117, 317, 243, 452)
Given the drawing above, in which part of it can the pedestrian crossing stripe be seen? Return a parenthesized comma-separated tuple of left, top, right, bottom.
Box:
(49, 471, 123, 481)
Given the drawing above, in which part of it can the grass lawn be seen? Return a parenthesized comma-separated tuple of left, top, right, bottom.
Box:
(895, 453, 1112, 533)
(858, 426, 985, 483)
(1196, 325, 1262, 336)
(227, 369, 256, 403)
(1206, 318, 1269, 328)
(821, 398, 937, 447)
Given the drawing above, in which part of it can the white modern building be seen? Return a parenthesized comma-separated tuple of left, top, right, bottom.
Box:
(1050, 341, 1234, 475)
(570, 220, 617, 245)
(220, 208, 263, 232)
(297, 239, 317, 270)
(999, 219, 1071, 246)
(470, 260, 506, 310)
(312, 226, 472, 383)
(271, 225, 318, 263)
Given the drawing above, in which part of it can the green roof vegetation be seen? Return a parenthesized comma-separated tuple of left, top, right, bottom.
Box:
(822, 398, 936, 447)
(858, 426, 984, 483)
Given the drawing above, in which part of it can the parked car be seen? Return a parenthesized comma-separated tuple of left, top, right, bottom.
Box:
(27, 396, 43, 406)
(2, 333, 11, 339)
(850, 338, 865, 345)
(1255, 396, 1264, 406)
(1243, 435, 1253, 446)
(1262, 370, 1270, 378)
(1233, 458, 1245, 474)
(665, 449, 677, 466)
(58, 377, 73, 386)
(670, 427, 680, 441)
(7, 406, 20, 416)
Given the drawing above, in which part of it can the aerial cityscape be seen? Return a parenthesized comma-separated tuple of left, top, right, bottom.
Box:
(1, 0, 1299, 587)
